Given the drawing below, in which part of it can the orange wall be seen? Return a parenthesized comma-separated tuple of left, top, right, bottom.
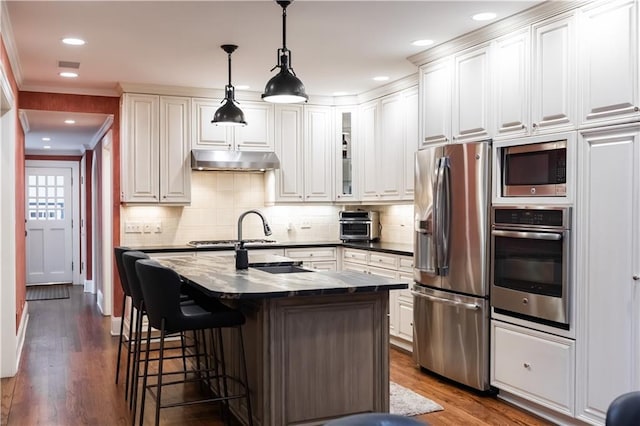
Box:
(1, 34, 26, 331)
(18, 92, 123, 316)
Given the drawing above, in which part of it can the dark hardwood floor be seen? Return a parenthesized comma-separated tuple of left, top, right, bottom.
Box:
(1, 286, 551, 426)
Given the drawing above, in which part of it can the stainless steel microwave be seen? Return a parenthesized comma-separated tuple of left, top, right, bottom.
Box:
(502, 140, 567, 197)
(339, 211, 380, 242)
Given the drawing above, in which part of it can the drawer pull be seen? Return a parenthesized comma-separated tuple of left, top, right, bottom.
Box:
(523, 362, 531, 369)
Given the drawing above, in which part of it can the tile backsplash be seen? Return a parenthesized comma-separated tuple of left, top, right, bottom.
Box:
(120, 172, 414, 247)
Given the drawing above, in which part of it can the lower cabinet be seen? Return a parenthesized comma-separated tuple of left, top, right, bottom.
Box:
(284, 247, 337, 271)
(491, 320, 575, 416)
(341, 248, 414, 352)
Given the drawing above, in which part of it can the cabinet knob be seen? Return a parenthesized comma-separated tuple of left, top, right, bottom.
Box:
(521, 124, 526, 130)
(523, 363, 531, 369)
(634, 106, 639, 112)
(633, 275, 640, 281)
(444, 138, 449, 142)
(309, 253, 313, 257)
(532, 123, 538, 128)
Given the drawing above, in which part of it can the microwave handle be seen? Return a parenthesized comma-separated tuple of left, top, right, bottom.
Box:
(491, 229, 563, 241)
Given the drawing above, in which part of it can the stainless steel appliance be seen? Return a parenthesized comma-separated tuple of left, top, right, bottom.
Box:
(339, 211, 380, 242)
(490, 205, 571, 328)
(502, 139, 567, 197)
(412, 140, 491, 391)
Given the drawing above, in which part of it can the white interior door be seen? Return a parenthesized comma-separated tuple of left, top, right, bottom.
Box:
(26, 167, 73, 285)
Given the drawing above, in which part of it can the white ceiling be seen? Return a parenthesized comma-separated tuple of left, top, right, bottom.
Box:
(5, 0, 542, 154)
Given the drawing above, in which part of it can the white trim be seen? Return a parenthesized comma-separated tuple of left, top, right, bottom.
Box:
(26, 160, 81, 285)
(101, 132, 113, 316)
(15, 303, 28, 372)
(97, 289, 105, 314)
(497, 390, 583, 426)
(18, 109, 29, 133)
(356, 73, 419, 104)
(0, 1, 23, 88)
(84, 279, 95, 294)
(111, 316, 122, 336)
(89, 115, 114, 150)
(18, 84, 118, 97)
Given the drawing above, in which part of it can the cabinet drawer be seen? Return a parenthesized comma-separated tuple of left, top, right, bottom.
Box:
(304, 261, 337, 271)
(368, 265, 398, 279)
(369, 252, 398, 269)
(398, 256, 414, 273)
(491, 321, 575, 415)
(342, 262, 369, 274)
(285, 247, 337, 261)
(342, 248, 368, 264)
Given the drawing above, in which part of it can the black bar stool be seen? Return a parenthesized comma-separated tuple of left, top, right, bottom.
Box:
(134, 258, 254, 426)
(114, 246, 135, 401)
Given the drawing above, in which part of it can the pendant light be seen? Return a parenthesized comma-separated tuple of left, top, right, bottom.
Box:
(212, 44, 247, 126)
(262, 0, 308, 104)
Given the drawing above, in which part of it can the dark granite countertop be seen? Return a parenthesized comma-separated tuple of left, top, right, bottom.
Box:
(131, 240, 413, 256)
(153, 253, 409, 299)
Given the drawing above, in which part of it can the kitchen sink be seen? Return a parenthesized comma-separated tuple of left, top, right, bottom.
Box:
(251, 265, 313, 274)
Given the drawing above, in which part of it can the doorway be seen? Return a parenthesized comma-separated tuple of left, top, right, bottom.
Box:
(25, 161, 80, 286)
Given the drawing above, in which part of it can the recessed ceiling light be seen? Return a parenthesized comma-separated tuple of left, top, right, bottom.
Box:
(61, 37, 86, 46)
(59, 71, 78, 78)
(43, 145, 51, 149)
(472, 12, 497, 21)
(42, 137, 51, 141)
(333, 91, 349, 96)
(235, 85, 250, 90)
(412, 39, 434, 47)
(373, 76, 389, 82)
(64, 119, 76, 124)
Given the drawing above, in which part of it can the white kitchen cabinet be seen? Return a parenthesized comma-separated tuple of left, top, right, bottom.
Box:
(303, 106, 334, 202)
(378, 94, 403, 200)
(492, 28, 530, 140)
(578, 0, 640, 128)
(453, 43, 492, 143)
(192, 97, 274, 151)
(335, 107, 358, 202)
(284, 247, 337, 271)
(403, 86, 419, 200)
(419, 57, 452, 148)
(341, 248, 414, 351)
(273, 105, 333, 202)
(358, 100, 379, 201)
(121, 93, 191, 203)
(358, 87, 418, 202)
(491, 320, 575, 416)
(531, 12, 577, 134)
(575, 124, 640, 424)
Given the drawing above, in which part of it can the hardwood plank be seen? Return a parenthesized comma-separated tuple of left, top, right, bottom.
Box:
(3, 286, 551, 426)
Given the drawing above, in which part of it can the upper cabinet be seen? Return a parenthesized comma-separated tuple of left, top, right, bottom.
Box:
(453, 43, 492, 142)
(492, 28, 530, 140)
(358, 87, 418, 202)
(578, 0, 640, 128)
(531, 13, 577, 134)
(120, 93, 191, 204)
(273, 104, 333, 203)
(335, 107, 358, 202)
(192, 98, 274, 151)
(419, 58, 452, 148)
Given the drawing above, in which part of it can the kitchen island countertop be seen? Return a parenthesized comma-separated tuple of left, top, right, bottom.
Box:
(154, 252, 409, 299)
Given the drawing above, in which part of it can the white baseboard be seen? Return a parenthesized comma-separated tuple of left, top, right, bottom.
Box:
(15, 302, 29, 372)
(497, 390, 583, 425)
(97, 289, 104, 315)
(84, 279, 95, 294)
(111, 316, 122, 336)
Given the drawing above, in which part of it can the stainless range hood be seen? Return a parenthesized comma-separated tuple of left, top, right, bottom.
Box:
(191, 149, 280, 171)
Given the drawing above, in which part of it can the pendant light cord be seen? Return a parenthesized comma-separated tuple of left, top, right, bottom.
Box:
(281, 4, 287, 51)
(227, 51, 232, 87)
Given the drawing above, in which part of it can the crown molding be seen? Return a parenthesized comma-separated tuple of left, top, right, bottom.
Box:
(89, 115, 114, 149)
(0, 1, 23, 87)
(19, 84, 120, 97)
(18, 109, 28, 132)
(357, 73, 419, 104)
(408, 0, 591, 67)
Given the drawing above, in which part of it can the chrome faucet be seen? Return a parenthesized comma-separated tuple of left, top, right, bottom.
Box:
(235, 209, 272, 269)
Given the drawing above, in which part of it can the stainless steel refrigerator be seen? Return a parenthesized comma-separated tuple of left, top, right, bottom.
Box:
(412, 140, 491, 391)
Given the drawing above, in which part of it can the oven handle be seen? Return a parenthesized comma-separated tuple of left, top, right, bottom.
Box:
(339, 220, 372, 224)
(491, 229, 563, 241)
(411, 290, 480, 310)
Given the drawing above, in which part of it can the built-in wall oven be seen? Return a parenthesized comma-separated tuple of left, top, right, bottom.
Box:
(490, 206, 571, 329)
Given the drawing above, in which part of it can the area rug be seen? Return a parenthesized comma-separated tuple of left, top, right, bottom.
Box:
(390, 381, 444, 417)
(26, 284, 71, 301)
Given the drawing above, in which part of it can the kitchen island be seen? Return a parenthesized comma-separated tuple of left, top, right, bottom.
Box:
(154, 253, 409, 426)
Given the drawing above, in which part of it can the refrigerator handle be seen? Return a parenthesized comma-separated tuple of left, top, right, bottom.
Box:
(411, 291, 480, 310)
(433, 157, 445, 274)
(440, 156, 451, 275)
